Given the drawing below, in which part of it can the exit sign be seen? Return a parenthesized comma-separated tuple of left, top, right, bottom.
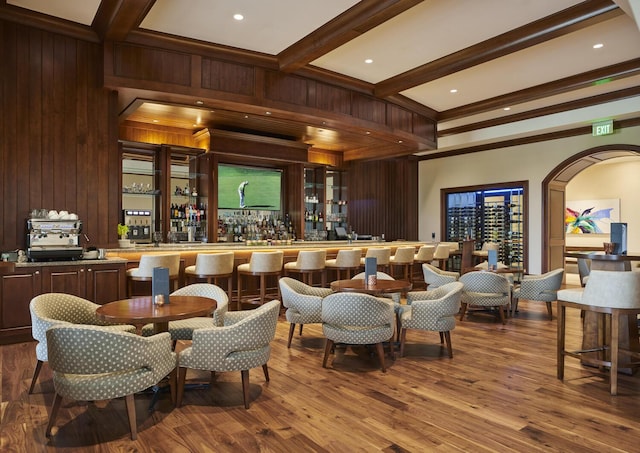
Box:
(592, 119, 614, 136)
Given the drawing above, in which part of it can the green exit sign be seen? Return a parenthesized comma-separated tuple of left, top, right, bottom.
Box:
(592, 119, 614, 136)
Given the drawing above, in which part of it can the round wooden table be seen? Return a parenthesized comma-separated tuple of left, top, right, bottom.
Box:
(330, 279, 412, 296)
(96, 295, 216, 335)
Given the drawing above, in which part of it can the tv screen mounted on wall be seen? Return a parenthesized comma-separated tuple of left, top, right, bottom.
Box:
(218, 164, 282, 211)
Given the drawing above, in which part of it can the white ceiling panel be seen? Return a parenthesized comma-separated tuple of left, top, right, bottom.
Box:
(7, 0, 101, 25)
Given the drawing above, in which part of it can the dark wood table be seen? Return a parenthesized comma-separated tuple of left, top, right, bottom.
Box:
(565, 251, 640, 272)
(330, 279, 412, 296)
(96, 295, 216, 335)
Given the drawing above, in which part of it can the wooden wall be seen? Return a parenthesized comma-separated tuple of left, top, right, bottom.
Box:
(1, 19, 119, 250)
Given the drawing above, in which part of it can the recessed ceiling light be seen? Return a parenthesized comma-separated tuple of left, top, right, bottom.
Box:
(233, 13, 244, 21)
(192, 124, 197, 127)
(450, 89, 458, 94)
(265, 111, 271, 115)
(398, 140, 403, 144)
(244, 115, 249, 119)
(503, 107, 511, 111)
(195, 100, 204, 105)
(365, 131, 370, 135)
(593, 43, 604, 49)
(364, 58, 373, 64)
(152, 119, 159, 123)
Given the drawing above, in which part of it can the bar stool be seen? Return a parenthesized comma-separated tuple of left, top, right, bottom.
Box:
(433, 244, 451, 271)
(360, 247, 391, 273)
(284, 249, 327, 287)
(126, 253, 181, 296)
(325, 248, 362, 280)
(184, 252, 234, 303)
(237, 251, 283, 310)
(413, 245, 435, 288)
(389, 246, 415, 280)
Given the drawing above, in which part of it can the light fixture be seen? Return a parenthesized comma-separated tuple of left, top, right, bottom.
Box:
(233, 13, 244, 21)
(365, 131, 370, 135)
(265, 111, 271, 115)
(593, 43, 604, 49)
(364, 58, 373, 64)
(450, 89, 458, 93)
(244, 115, 249, 119)
(195, 100, 204, 105)
(152, 119, 159, 123)
(398, 140, 403, 144)
(503, 107, 511, 111)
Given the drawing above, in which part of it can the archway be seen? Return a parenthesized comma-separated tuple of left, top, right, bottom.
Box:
(542, 144, 640, 272)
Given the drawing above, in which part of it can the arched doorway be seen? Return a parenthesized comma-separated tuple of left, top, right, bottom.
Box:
(542, 144, 640, 272)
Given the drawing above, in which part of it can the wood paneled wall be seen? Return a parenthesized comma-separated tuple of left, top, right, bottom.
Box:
(1, 19, 119, 250)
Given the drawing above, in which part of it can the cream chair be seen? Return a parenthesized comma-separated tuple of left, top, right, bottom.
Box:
(557, 270, 640, 395)
(284, 249, 327, 287)
(361, 247, 391, 273)
(399, 282, 463, 358)
(237, 251, 283, 310)
(184, 252, 234, 302)
(325, 248, 362, 280)
(176, 300, 280, 409)
(321, 292, 395, 372)
(433, 244, 451, 270)
(512, 268, 564, 319)
(140, 283, 229, 340)
(422, 263, 460, 288)
(413, 245, 436, 287)
(389, 246, 415, 280)
(126, 253, 181, 296)
(458, 271, 511, 324)
(279, 277, 333, 348)
(45, 325, 176, 440)
(29, 293, 135, 394)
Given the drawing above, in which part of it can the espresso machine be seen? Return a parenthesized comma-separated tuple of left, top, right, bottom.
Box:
(27, 218, 84, 261)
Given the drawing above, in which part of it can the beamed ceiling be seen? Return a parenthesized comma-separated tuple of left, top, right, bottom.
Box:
(1, 0, 640, 162)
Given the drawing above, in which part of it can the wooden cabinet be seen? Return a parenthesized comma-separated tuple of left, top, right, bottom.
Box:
(0, 261, 126, 344)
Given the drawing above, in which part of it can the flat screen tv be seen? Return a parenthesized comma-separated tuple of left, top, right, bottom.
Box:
(218, 164, 282, 211)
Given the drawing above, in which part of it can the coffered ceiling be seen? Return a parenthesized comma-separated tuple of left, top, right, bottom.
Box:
(3, 0, 640, 160)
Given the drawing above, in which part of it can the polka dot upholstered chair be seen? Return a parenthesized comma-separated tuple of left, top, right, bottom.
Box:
(176, 299, 280, 409)
(458, 271, 512, 324)
(422, 263, 460, 289)
(140, 283, 229, 340)
(321, 292, 395, 372)
(29, 293, 136, 394)
(399, 282, 463, 358)
(278, 277, 333, 348)
(511, 268, 564, 319)
(45, 325, 177, 440)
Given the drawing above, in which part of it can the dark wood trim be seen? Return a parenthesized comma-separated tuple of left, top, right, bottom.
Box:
(278, 0, 423, 72)
(439, 58, 640, 123)
(374, 0, 622, 97)
(92, 0, 156, 41)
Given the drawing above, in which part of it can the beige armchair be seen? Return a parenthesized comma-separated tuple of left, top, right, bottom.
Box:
(29, 293, 135, 394)
(176, 300, 280, 409)
(422, 263, 460, 288)
(512, 268, 564, 319)
(45, 325, 176, 440)
(459, 271, 511, 324)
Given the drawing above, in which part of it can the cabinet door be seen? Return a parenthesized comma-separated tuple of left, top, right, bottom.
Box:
(41, 265, 86, 297)
(86, 263, 126, 304)
(1, 268, 42, 329)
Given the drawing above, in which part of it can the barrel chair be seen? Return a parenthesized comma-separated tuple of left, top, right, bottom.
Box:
(126, 253, 181, 296)
(511, 268, 564, 319)
(389, 246, 415, 280)
(184, 252, 234, 303)
(422, 263, 460, 289)
(325, 248, 363, 280)
(29, 293, 136, 394)
(360, 247, 391, 273)
(237, 251, 283, 310)
(458, 271, 511, 324)
(284, 249, 327, 287)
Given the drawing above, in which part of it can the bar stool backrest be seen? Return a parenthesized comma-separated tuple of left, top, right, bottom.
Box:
(365, 247, 391, 265)
(249, 251, 284, 273)
(581, 270, 640, 309)
(294, 250, 326, 270)
(194, 252, 234, 275)
(433, 244, 451, 260)
(415, 245, 435, 261)
(138, 254, 181, 277)
(334, 248, 362, 267)
(392, 246, 415, 264)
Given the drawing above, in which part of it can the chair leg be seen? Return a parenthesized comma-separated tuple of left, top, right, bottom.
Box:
(237, 274, 242, 310)
(29, 360, 44, 394)
(176, 366, 187, 407)
(375, 342, 387, 372)
(287, 323, 295, 348)
(241, 369, 251, 409)
(299, 324, 303, 335)
(169, 368, 177, 405)
(262, 363, 270, 382)
(459, 303, 468, 321)
(439, 332, 444, 344)
(557, 303, 566, 381)
(498, 305, 506, 324)
(443, 331, 453, 358)
(259, 274, 266, 305)
(610, 311, 620, 396)
(400, 328, 407, 357)
(546, 301, 553, 320)
(322, 339, 334, 368)
(45, 393, 63, 437)
(124, 393, 138, 440)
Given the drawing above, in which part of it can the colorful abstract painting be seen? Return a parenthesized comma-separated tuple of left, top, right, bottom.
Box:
(565, 199, 620, 234)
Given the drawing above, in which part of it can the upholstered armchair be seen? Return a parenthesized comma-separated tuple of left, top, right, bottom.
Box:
(459, 271, 511, 324)
(45, 325, 176, 440)
(422, 263, 460, 288)
(321, 292, 395, 372)
(512, 268, 564, 319)
(176, 300, 280, 409)
(29, 293, 135, 394)
(140, 283, 229, 340)
(279, 277, 333, 348)
(399, 282, 463, 358)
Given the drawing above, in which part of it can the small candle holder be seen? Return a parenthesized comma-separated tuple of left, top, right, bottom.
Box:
(154, 294, 165, 306)
(367, 275, 377, 287)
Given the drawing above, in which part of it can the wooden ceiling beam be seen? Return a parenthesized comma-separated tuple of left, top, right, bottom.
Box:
(374, 0, 623, 97)
(278, 0, 423, 73)
(92, 0, 157, 41)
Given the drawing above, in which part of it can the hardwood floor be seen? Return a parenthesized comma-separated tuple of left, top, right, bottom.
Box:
(2, 296, 640, 452)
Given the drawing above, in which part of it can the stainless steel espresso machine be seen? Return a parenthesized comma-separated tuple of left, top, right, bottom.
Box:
(27, 218, 84, 261)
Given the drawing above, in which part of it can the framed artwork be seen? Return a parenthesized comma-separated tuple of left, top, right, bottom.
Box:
(565, 198, 620, 234)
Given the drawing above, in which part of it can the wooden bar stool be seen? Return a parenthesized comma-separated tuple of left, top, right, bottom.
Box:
(325, 248, 362, 281)
(412, 245, 435, 289)
(126, 253, 181, 296)
(284, 249, 327, 287)
(185, 252, 235, 303)
(433, 244, 451, 271)
(237, 251, 283, 310)
(360, 247, 391, 273)
(389, 246, 415, 280)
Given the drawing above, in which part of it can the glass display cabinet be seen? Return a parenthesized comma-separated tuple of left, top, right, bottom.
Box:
(325, 169, 348, 231)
